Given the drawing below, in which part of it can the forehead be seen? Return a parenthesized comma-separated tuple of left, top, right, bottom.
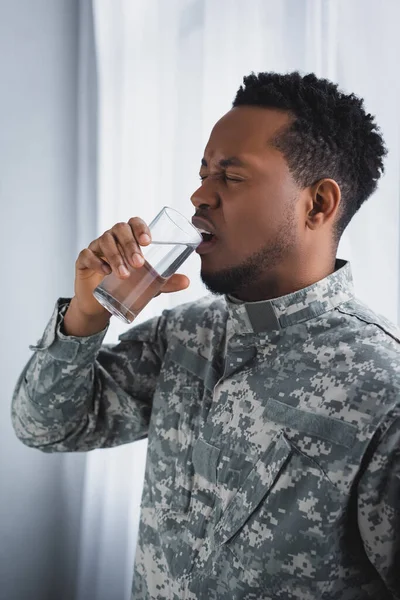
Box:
(204, 106, 292, 161)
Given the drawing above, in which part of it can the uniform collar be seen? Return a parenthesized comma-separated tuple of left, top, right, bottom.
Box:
(225, 258, 354, 335)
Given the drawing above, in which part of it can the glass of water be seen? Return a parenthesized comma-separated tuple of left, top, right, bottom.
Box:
(92, 207, 202, 323)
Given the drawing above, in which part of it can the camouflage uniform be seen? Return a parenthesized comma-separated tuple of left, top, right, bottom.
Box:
(12, 259, 400, 599)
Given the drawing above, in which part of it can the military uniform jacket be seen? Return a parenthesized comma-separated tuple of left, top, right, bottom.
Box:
(12, 259, 400, 599)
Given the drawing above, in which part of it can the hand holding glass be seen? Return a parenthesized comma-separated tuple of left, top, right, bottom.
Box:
(93, 207, 202, 323)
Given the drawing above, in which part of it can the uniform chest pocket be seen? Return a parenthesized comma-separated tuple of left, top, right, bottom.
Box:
(147, 384, 201, 512)
(214, 430, 343, 588)
(147, 341, 216, 512)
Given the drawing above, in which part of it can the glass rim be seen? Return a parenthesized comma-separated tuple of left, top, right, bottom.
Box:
(161, 206, 202, 242)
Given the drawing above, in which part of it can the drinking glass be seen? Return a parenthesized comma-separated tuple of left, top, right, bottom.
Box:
(92, 206, 202, 323)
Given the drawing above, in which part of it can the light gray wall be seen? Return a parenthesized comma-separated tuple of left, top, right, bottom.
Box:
(0, 1, 85, 599)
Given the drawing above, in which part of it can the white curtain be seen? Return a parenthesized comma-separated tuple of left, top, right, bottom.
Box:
(75, 1, 400, 599)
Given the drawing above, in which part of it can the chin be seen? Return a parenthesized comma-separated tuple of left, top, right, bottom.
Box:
(199, 259, 224, 280)
(200, 264, 246, 296)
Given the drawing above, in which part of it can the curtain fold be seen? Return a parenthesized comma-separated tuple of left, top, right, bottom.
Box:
(72, 2, 400, 599)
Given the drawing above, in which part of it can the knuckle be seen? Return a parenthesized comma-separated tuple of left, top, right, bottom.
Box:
(128, 216, 145, 229)
(126, 238, 139, 251)
(112, 221, 128, 231)
(78, 248, 90, 261)
(87, 240, 97, 250)
(77, 248, 99, 270)
(108, 251, 123, 265)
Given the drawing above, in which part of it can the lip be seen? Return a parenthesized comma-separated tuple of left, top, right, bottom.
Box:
(191, 216, 217, 237)
(196, 237, 218, 255)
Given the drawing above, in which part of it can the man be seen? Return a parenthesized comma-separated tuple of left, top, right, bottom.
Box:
(12, 72, 400, 599)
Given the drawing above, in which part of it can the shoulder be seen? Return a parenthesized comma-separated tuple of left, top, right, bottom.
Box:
(163, 294, 228, 341)
(117, 294, 226, 344)
(330, 297, 400, 419)
(336, 297, 400, 346)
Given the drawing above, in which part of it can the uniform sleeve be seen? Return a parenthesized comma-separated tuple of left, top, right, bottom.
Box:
(11, 297, 169, 452)
(357, 414, 400, 598)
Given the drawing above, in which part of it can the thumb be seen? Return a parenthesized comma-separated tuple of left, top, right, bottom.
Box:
(158, 274, 190, 295)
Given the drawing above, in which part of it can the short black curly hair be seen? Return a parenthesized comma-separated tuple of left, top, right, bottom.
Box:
(233, 71, 387, 245)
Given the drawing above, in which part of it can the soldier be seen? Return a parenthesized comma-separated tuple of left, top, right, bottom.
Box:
(12, 72, 400, 599)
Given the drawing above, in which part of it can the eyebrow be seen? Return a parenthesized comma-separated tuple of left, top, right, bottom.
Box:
(201, 156, 246, 168)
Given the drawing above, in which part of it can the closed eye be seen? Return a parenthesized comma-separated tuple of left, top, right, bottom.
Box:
(199, 174, 243, 183)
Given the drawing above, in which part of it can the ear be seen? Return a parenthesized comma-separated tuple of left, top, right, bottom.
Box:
(307, 178, 341, 230)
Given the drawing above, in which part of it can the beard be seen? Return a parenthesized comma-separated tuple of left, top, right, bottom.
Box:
(200, 214, 296, 297)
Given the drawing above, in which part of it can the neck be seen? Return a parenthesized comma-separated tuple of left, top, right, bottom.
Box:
(233, 256, 337, 303)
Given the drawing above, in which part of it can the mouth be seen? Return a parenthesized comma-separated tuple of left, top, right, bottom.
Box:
(191, 216, 219, 255)
(196, 231, 218, 254)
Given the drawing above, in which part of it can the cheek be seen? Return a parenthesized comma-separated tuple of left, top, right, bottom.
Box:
(225, 202, 281, 253)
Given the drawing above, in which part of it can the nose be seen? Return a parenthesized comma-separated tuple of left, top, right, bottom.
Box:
(190, 181, 220, 210)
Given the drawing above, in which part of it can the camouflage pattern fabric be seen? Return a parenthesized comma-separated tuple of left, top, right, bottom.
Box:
(11, 259, 400, 599)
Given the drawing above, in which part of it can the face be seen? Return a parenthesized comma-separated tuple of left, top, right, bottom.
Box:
(191, 106, 303, 298)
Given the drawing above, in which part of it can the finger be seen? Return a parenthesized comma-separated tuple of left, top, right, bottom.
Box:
(76, 248, 112, 276)
(111, 221, 143, 269)
(157, 274, 190, 295)
(128, 217, 152, 247)
(90, 232, 131, 279)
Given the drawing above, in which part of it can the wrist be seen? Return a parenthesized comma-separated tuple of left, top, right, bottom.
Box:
(63, 297, 111, 337)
